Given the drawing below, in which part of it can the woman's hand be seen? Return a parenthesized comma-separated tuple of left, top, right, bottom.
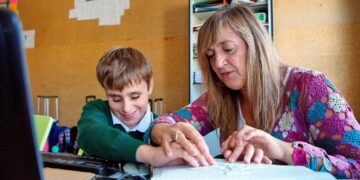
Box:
(222, 142, 272, 164)
(221, 125, 293, 164)
(151, 122, 215, 166)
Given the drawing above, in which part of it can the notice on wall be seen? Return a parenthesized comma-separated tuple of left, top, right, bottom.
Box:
(23, 29, 35, 49)
(69, 0, 130, 26)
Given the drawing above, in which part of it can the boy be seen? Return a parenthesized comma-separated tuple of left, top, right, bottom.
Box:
(77, 46, 192, 166)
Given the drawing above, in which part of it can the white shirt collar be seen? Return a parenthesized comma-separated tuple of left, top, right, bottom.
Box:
(111, 105, 152, 133)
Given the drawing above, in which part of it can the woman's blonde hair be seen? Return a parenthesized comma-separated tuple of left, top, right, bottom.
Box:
(197, 5, 283, 141)
(96, 46, 153, 91)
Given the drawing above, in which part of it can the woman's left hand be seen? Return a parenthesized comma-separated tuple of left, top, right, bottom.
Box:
(221, 125, 294, 164)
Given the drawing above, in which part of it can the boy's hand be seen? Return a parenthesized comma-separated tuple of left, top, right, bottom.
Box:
(136, 142, 209, 167)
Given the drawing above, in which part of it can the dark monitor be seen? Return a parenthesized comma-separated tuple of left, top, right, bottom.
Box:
(0, 9, 44, 179)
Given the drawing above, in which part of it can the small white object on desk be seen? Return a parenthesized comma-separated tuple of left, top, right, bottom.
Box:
(123, 163, 149, 176)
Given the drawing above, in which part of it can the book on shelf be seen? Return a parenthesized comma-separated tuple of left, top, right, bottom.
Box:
(231, 0, 267, 5)
(193, 71, 203, 84)
(255, 12, 266, 23)
(194, 0, 228, 7)
(193, 23, 202, 31)
(193, 0, 229, 13)
(193, 44, 198, 58)
(193, 5, 227, 13)
(231, 0, 257, 4)
(231, 0, 268, 12)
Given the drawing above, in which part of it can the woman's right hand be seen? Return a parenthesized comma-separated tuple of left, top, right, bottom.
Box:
(151, 122, 216, 166)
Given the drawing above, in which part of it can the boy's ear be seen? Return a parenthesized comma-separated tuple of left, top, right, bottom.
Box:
(148, 77, 154, 95)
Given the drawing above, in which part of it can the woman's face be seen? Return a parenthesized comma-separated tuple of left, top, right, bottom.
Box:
(205, 28, 248, 91)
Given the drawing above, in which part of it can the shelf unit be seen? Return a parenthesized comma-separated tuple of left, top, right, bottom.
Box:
(189, 0, 273, 102)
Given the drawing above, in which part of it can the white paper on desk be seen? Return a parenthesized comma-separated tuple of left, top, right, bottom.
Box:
(152, 159, 335, 180)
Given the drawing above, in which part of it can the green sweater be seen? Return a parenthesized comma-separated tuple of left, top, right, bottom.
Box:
(77, 99, 156, 162)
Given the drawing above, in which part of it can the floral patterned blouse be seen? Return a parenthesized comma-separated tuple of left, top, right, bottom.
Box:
(156, 67, 360, 179)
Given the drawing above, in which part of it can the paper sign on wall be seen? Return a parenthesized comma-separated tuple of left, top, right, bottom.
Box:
(24, 29, 35, 49)
(69, 0, 130, 26)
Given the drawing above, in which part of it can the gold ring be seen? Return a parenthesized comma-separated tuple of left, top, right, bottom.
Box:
(173, 131, 180, 142)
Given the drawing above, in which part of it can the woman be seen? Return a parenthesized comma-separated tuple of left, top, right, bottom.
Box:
(151, 5, 360, 178)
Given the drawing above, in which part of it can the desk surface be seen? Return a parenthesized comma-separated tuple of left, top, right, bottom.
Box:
(44, 160, 336, 180)
(43, 168, 95, 180)
(151, 159, 335, 180)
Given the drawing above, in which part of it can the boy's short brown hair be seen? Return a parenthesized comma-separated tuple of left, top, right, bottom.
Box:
(96, 46, 153, 91)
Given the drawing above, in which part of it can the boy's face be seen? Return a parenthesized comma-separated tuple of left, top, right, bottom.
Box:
(106, 78, 153, 129)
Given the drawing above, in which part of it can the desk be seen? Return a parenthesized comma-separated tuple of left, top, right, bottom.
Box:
(151, 159, 335, 180)
(44, 168, 129, 180)
(44, 160, 336, 180)
(43, 168, 95, 180)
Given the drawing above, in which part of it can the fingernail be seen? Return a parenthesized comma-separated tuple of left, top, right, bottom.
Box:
(201, 147, 207, 153)
(203, 161, 208, 166)
(191, 151, 197, 156)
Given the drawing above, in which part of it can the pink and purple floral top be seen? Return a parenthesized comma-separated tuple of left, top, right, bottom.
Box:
(156, 67, 360, 178)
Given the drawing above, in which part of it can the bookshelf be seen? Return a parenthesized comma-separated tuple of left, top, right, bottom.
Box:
(189, 0, 273, 102)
